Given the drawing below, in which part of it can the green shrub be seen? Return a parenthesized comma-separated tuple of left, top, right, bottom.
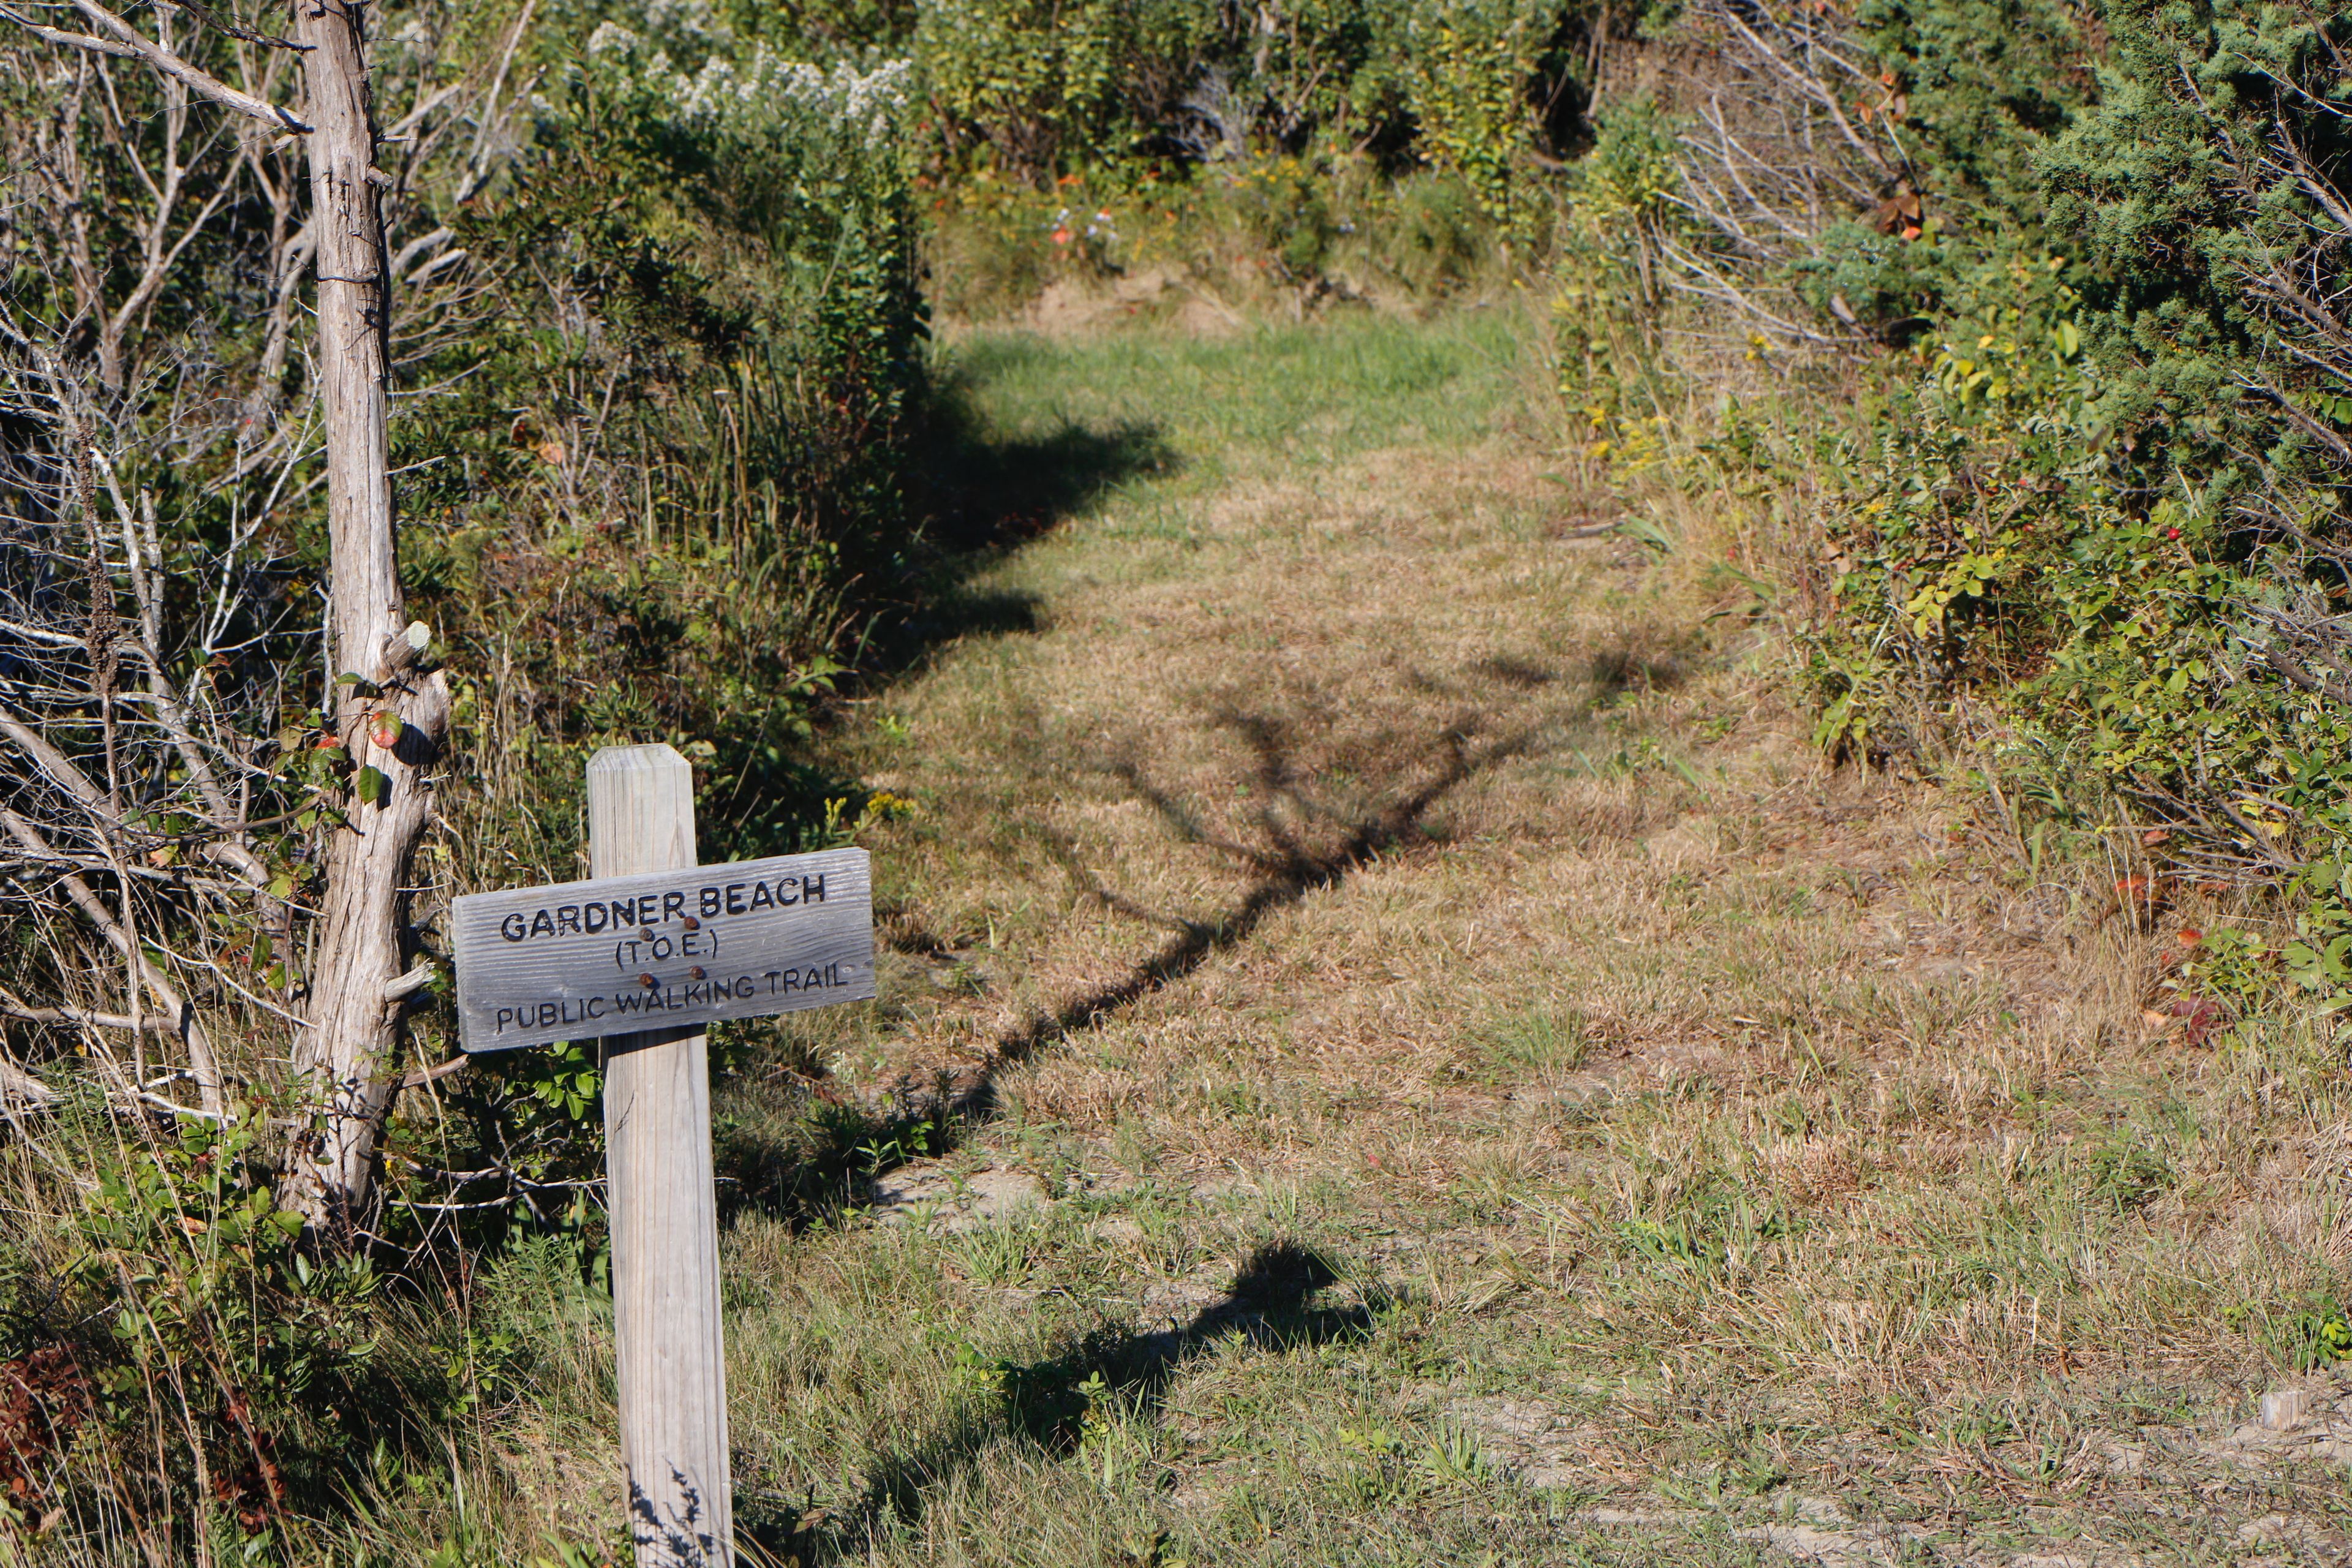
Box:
(1378, 0, 1578, 235)
(1655, 0, 2090, 341)
(892, 0, 1608, 314)
(1551, 99, 1680, 435)
(1643, 0, 2352, 957)
(1231, 156, 1344, 281)
(1854, 0, 2089, 225)
(2034, 0, 2310, 437)
(0, 1108, 455, 1550)
(916, 0, 1217, 178)
(404, 15, 924, 873)
(1371, 170, 1494, 296)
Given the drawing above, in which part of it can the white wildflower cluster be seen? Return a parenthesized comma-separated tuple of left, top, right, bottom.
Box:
(583, 24, 911, 149)
(584, 20, 646, 59)
(613, 0, 737, 55)
(685, 52, 913, 145)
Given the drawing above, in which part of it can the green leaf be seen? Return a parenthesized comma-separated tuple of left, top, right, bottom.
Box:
(355, 766, 388, 805)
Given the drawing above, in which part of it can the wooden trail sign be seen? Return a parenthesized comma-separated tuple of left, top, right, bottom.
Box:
(448, 744, 878, 1567)
(449, 848, 875, 1054)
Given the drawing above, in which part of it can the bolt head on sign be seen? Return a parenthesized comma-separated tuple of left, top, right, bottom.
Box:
(448, 847, 875, 1052)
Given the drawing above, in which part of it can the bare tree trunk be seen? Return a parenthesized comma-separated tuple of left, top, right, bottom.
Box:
(1, 0, 458, 1212)
(281, 0, 449, 1234)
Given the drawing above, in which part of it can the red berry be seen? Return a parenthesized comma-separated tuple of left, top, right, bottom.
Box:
(2163, 527, 2181, 540)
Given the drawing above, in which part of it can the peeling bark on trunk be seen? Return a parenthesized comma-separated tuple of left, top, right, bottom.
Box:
(281, 0, 448, 1233)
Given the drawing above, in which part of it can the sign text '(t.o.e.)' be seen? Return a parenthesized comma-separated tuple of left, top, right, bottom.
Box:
(449, 847, 875, 1053)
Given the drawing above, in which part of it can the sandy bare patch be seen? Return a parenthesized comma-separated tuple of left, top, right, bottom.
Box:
(868, 1162, 1049, 1229)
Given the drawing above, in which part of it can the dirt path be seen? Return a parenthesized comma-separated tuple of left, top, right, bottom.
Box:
(505, 312, 2352, 1565)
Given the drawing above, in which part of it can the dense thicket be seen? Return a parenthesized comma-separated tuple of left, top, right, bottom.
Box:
(0, 0, 927, 1547)
(1611, 0, 2352, 1009)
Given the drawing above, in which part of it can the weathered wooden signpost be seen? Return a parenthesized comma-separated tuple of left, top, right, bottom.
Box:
(451, 744, 875, 1567)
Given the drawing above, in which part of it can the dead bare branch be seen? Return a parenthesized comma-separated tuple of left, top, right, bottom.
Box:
(0, 0, 311, 129)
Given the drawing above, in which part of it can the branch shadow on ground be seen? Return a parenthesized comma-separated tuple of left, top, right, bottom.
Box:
(913, 407, 1177, 557)
(716, 703, 1539, 1557)
(711, 706, 1521, 1225)
(757, 1241, 1383, 1563)
(713, 690, 1553, 1229)
(896, 706, 1535, 1125)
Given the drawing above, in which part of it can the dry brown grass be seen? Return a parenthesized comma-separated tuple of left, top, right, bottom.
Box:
(280, 309, 2352, 1567)
(714, 308, 2352, 1563)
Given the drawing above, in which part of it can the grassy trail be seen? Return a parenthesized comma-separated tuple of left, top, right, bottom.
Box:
(507, 312, 2351, 1565)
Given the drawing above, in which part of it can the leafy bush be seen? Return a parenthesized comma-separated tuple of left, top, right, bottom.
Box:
(1628, 0, 2352, 1023)
(1854, 0, 2088, 227)
(1373, 171, 1495, 296)
(1656, 0, 2090, 340)
(0, 1107, 450, 1550)
(918, 0, 1216, 177)
(908, 0, 1604, 306)
(406, 13, 924, 867)
(1230, 156, 1344, 281)
(1377, 0, 1580, 233)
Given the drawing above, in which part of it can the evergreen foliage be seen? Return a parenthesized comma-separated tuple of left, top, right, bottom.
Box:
(1655, 0, 2352, 1004)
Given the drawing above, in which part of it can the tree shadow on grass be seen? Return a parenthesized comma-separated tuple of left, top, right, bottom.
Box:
(703, 360, 1183, 1211)
(747, 1240, 1384, 1563)
(882, 706, 1535, 1125)
(912, 402, 1177, 557)
(708, 699, 1542, 1235)
(702, 368, 1175, 859)
(861, 365, 1179, 678)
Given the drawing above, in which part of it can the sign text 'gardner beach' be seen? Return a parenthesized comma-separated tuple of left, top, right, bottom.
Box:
(450, 846, 875, 1052)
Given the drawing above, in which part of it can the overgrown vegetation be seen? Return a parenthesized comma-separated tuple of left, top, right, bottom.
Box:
(903, 0, 1616, 313)
(15, 0, 2352, 1556)
(0, 0, 930, 1551)
(1557, 0, 2352, 1032)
